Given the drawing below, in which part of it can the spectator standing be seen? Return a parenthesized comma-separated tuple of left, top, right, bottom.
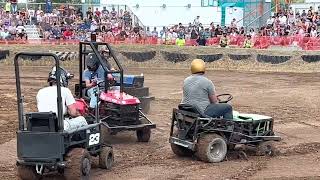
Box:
(151, 27, 158, 37)
(76, 8, 83, 19)
(10, 0, 17, 13)
(301, 10, 307, 18)
(94, 8, 101, 17)
(193, 16, 200, 27)
(146, 27, 152, 37)
(267, 16, 274, 26)
(159, 26, 165, 39)
(230, 18, 237, 29)
(111, 7, 117, 19)
(5, 0, 10, 13)
(86, 7, 93, 20)
(28, 7, 36, 25)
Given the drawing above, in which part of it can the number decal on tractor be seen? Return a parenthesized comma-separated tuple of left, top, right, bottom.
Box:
(89, 133, 100, 146)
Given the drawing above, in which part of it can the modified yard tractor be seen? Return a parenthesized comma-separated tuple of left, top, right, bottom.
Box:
(169, 94, 281, 163)
(15, 52, 113, 180)
(75, 42, 156, 142)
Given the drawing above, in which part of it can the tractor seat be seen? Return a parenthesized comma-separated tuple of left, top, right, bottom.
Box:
(26, 112, 58, 132)
(178, 104, 210, 118)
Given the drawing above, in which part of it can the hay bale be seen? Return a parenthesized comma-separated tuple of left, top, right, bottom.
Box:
(0, 50, 9, 60)
(257, 54, 291, 64)
(121, 51, 156, 62)
(19, 55, 42, 61)
(228, 54, 251, 61)
(196, 54, 223, 62)
(161, 51, 190, 63)
(301, 55, 320, 63)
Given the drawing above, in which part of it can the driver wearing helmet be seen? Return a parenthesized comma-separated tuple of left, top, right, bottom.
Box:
(182, 59, 233, 119)
(83, 53, 113, 109)
(37, 67, 88, 131)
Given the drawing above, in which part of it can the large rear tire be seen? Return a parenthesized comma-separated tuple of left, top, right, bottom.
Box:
(136, 128, 151, 142)
(195, 133, 227, 163)
(99, 146, 114, 170)
(17, 165, 40, 180)
(64, 148, 91, 180)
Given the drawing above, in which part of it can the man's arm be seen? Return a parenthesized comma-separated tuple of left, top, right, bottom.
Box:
(85, 79, 96, 88)
(209, 94, 219, 104)
(83, 70, 96, 88)
(65, 88, 81, 117)
(67, 103, 81, 117)
(207, 80, 219, 104)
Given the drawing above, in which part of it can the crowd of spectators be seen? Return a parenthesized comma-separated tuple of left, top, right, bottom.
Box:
(1, 2, 320, 48)
(261, 6, 320, 37)
(156, 5, 320, 47)
(154, 16, 250, 47)
(0, 1, 147, 41)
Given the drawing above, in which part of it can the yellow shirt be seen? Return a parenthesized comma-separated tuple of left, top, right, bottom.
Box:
(243, 39, 253, 48)
(176, 38, 185, 46)
(5, 3, 11, 12)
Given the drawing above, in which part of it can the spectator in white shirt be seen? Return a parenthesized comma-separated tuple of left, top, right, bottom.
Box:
(310, 26, 317, 37)
(266, 16, 274, 26)
(0, 28, 11, 39)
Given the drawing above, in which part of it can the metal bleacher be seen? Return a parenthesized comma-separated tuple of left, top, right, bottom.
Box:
(24, 25, 41, 40)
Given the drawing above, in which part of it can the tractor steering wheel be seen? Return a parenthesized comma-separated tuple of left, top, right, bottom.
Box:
(217, 94, 233, 103)
(96, 78, 116, 87)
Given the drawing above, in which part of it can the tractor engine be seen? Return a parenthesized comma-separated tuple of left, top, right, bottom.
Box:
(99, 90, 141, 126)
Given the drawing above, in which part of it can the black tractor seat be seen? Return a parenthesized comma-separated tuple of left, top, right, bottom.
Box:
(26, 112, 58, 132)
(178, 104, 211, 118)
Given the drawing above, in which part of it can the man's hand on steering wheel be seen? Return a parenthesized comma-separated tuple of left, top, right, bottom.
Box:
(216, 94, 233, 103)
(91, 79, 97, 87)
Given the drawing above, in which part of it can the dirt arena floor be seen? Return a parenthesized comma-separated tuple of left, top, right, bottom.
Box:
(1, 64, 320, 180)
(1, 44, 320, 179)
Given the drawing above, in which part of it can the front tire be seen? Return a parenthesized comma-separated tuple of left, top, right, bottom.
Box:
(195, 133, 227, 163)
(136, 128, 151, 142)
(64, 148, 91, 180)
(99, 146, 114, 170)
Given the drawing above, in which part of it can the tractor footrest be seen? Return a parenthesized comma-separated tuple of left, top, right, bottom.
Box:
(102, 121, 156, 131)
(169, 137, 195, 150)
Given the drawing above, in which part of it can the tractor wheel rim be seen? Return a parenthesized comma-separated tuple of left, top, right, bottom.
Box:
(82, 158, 90, 175)
(210, 141, 222, 157)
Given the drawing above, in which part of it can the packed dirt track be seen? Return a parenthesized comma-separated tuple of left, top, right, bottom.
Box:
(1, 45, 320, 179)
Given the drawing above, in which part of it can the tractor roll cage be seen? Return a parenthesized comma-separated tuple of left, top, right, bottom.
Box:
(14, 52, 64, 132)
(79, 42, 124, 97)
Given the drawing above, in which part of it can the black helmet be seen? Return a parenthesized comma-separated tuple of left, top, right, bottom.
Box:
(48, 66, 73, 87)
(86, 53, 100, 71)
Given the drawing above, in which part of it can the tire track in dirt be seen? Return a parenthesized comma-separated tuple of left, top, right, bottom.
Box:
(0, 164, 16, 180)
(297, 121, 320, 129)
(279, 142, 320, 156)
(228, 157, 268, 180)
(222, 142, 320, 180)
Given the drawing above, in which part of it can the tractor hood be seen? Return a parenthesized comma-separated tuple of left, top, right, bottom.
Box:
(100, 90, 140, 105)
